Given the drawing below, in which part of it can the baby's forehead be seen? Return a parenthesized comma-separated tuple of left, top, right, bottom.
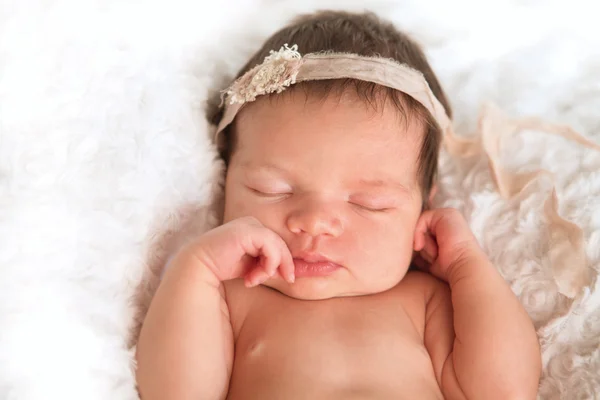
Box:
(233, 93, 423, 173)
(235, 83, 428, 137)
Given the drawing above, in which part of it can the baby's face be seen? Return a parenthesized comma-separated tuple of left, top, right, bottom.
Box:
(223, 90, 425, 300)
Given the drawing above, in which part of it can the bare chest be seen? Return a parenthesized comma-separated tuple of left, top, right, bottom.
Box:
(225, 283, 442, 399)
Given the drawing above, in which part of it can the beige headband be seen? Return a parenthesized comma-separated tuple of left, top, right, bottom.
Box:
(215, 44, 451, 141)
(216, 44, 600, 299)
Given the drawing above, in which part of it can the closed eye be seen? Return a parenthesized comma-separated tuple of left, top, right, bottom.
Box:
(247, 186, 291, 198)
(350, 202, 393, 213)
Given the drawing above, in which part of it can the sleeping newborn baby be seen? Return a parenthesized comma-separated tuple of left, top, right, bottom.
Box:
(136, 10, 542, 400)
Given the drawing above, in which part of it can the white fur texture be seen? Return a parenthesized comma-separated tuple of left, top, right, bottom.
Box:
(0, 1, 598, 399)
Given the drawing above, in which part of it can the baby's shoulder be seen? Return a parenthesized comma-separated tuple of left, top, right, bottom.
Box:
(390, 271, 450, 332)
(395, 270, 448, 298)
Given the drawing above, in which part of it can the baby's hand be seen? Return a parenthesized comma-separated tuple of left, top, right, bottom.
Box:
(413, 208, 485, 283)
(179, 216, 295, 287)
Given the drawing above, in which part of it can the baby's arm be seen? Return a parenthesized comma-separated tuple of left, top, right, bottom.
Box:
(136, 252, 233, 400)
(135, 217, 295, 400)
(416, 209, 541, 400)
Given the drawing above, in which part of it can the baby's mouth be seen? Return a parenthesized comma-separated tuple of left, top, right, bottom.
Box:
(292, 253, 342, 278)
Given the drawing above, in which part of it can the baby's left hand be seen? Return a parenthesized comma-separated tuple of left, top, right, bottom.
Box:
(413, 208, 485, 283)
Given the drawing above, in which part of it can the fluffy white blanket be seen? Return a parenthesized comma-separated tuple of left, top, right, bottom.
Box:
(0, 0, 598, 399)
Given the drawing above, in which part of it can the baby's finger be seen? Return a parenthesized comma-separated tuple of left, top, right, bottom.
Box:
(259, 238, 281, 277)
(278, 240, 295, 283)
(242, 222, 276, 259)
(414, 211, 437, 251)
(245, 268, 271, 288)
(413, 253, 430, 271)
(413, 229, 425, 252)
(422, 234, 439, 262)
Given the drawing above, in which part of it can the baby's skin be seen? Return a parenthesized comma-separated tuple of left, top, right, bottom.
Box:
(136, 90, 541, 399)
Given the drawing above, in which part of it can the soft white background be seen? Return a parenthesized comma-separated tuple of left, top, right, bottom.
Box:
(0, 0, 598, 399)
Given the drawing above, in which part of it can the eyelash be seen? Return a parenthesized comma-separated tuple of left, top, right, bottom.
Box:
(350, 203, 392, 213)
(248, 187, 392, 212)
(248, 187, 291, 198)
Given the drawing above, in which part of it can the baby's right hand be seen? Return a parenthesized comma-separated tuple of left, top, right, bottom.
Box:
(180, 216, 295, 288)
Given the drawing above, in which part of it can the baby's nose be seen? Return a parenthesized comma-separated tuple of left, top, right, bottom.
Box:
(286, 202, 343, 238)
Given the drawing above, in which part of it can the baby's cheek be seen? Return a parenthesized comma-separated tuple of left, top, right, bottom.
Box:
(223, 191, 255, 222)
(385, 226, 415, 265)
(361, 224, 412, 274)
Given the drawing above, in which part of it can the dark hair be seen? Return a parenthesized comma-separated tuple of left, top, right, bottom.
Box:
(211, 10, 452, 203)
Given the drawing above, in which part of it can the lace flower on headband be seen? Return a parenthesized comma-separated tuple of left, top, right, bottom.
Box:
(223, 44, 304, 105)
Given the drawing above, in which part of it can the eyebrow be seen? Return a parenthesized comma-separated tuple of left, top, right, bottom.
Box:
(358, 178, 412, 194)
(239, 162, 288, 174)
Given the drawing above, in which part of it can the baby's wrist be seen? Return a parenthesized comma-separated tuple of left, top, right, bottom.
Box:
(168, 247, 222, 289)
(446, 247, 491, 285)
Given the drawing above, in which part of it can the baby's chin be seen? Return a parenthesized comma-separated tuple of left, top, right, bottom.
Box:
(262, 275, 403, 301)
(262, 278, 351, 300)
